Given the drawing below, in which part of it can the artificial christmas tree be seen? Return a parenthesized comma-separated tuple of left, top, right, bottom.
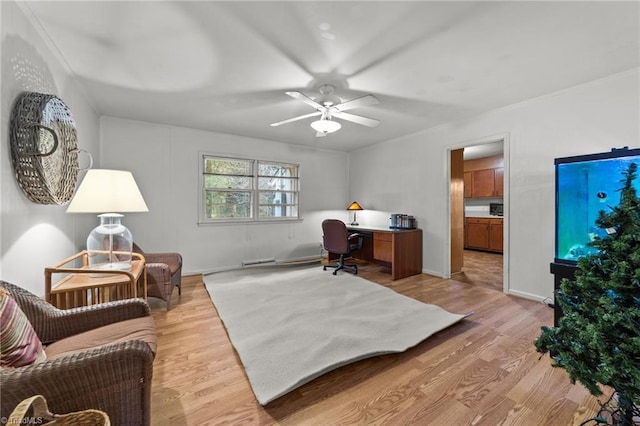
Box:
(536, 162, 640, 425)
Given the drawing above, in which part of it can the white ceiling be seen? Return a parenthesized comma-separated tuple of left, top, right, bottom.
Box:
(23, 1, 640, 152)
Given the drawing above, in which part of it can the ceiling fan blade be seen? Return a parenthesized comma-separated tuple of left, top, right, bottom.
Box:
(332, 111, 380, 127)
(333, 94, 379, 112)
(286, 91, 325, 110)
(270, 111, 321, 127)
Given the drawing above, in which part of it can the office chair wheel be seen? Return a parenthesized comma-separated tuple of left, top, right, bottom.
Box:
(323, 265, 327, 271)
(332, 270, 337, 275)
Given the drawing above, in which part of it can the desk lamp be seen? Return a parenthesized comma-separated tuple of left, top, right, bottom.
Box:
(66, 169, 148, 270)
(346, 201, 363, 226)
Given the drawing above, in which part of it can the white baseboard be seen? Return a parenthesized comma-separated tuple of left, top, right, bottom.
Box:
(507, 289, 547, 303)
(421, 268, 444, 277)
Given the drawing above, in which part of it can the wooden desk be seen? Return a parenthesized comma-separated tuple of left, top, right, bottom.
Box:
(45, 251, 147, 309)
(329, 225, 423, 280)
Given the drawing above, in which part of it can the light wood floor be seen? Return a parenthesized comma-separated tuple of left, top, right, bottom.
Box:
(452, 250, 504, 292)
(149, 263, 609, 426)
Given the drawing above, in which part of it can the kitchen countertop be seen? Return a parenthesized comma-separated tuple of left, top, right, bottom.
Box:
(465, 213, 504, 219)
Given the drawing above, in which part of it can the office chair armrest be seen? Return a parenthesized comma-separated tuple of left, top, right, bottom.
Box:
(348, 232, 364, 250)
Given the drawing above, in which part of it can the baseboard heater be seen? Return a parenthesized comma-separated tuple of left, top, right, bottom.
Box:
(275, 255, 322, 265)
(241, 258, 276, 267)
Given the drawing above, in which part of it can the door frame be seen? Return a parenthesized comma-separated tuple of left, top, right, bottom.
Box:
(443, 132, 510, 293)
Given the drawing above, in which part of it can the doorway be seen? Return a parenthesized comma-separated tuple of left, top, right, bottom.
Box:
(447, 135, 508, 293)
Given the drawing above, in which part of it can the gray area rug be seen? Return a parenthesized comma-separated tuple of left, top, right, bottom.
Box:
(204, 264, 466, 405)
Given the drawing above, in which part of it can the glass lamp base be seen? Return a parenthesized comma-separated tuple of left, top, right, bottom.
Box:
(87, 213, 134, 270)
(91, 261, 132, 271)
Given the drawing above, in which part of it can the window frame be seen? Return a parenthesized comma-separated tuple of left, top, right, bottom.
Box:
(199, 153, 301, 224)
(257, 160, 300, 222)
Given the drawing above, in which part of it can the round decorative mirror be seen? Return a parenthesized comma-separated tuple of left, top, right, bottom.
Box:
(9, 92, 84, 205)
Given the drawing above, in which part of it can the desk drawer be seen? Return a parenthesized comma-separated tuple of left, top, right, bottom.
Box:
(373, 232, 392, 262)
(373, 232, 392, 242)
(466, 218, 490, 224)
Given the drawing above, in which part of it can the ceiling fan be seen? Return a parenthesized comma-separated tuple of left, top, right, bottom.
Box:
(270, 84, 380, 137)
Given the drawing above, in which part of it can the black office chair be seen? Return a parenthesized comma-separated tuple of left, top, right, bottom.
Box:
(322, 219, 363, 275)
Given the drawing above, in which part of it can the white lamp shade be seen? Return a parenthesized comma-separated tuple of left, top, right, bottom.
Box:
(310, 119, 341, 133)
(66, 169, 149, 213)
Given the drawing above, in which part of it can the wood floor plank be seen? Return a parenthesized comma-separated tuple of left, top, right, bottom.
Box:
(149, 265, 608, 425)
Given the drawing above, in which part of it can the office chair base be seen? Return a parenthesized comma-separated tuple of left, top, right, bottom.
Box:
(323, 259, 358, 275)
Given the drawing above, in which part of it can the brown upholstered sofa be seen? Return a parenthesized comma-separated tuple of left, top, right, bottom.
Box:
(0, 281, 156, 426)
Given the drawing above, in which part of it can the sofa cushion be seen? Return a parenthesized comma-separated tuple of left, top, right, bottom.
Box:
(45, 316, 157, 360)
(0, 288, 47, 368)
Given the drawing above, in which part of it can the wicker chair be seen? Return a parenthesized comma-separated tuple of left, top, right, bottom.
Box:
(133, 243, 182, 310)
(0, 281, 156, 426)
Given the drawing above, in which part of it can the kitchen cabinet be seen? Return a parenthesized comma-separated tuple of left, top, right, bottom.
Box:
(463, 172, 472, 198)
(466, 218, 490, 249)
(494, 167, 504, 197)
(467, 168, 503, 198)
(489, 218, 503, 252)
(463, 155, 504, 199)
(471, 169, 496, 197)
(465, 217, 503, 253)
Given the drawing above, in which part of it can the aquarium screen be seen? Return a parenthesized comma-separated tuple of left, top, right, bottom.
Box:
(555, 148, 640, 264)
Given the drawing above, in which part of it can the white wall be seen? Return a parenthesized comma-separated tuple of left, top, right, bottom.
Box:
(100, 117, 350, 274)
(350, 69, 640, 301)
(2, 0, 638, 301)
(1, 1, 100, 295)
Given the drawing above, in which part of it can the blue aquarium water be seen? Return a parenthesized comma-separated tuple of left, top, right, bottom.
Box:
(555, 149, 640, 263)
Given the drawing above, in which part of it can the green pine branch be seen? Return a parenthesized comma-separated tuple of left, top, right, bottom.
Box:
(536, 162, 640, 425)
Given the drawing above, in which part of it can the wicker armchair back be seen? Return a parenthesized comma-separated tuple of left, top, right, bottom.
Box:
(133, 243, 182, 310)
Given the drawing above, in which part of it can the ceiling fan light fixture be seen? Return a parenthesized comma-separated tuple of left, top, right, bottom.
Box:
(310, 119, 341, 134)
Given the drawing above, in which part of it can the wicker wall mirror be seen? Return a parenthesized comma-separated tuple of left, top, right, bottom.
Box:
(9, 92, 91, 205)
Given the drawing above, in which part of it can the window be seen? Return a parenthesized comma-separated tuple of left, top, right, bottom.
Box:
(201, 155, 299, 222)
(258, 161, 299, 219)
(202, 157, 253, 220)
